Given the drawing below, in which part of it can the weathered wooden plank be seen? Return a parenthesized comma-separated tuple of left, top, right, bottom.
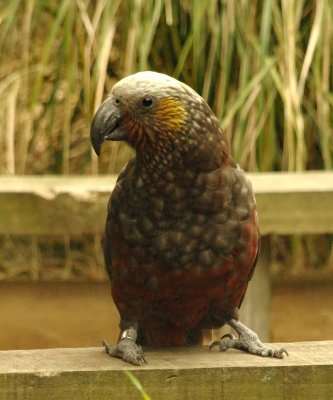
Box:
(0, 172, 332, 235)
(248, 172, 333, 234)
(0, 175, 116, 235)
(0, 342, 332, 400)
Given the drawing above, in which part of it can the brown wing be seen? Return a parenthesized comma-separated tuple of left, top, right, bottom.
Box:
(103, 159, 136, 280)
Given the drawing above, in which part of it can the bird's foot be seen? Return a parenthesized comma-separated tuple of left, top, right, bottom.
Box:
(103, 339, 147, 366)
(210, 318, 288, 359)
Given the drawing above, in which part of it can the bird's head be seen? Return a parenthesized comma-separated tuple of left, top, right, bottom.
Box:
(91, 71, 229, 171)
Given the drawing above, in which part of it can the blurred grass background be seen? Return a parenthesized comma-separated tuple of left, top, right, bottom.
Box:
(0, 0, 332, 280)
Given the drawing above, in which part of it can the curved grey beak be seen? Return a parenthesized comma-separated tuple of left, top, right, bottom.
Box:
(90, 97, 127, 156)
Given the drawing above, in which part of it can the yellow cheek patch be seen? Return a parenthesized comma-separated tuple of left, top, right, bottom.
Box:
(155, 97, 187, 132)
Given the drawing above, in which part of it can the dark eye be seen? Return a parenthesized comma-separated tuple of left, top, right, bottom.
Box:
(114, 97, 121, 106)
(142, 97, 153, 107)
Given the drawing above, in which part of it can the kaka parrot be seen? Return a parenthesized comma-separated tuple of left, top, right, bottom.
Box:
(90, 71, 287, 365)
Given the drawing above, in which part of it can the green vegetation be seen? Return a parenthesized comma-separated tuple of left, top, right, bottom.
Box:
(0, 0, 332, 279)
(0, 0, 332, 174)
(124, 371, 151, 400)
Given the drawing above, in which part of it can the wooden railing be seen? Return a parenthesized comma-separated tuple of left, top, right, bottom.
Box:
(0, 172, 332, 235)
(0, 341, 332, 399)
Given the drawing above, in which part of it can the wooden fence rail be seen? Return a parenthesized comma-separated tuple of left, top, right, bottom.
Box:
(0, 172, 332, 235)
(0, 341, 332, 400)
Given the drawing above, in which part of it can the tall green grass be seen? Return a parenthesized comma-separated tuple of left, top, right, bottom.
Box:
(0, 0, 332, 175)
(0, 0, 332, 279)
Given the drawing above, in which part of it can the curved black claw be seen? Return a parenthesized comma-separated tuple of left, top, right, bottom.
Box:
(209, 333, 236, 351)
(103, 339, 147, 366)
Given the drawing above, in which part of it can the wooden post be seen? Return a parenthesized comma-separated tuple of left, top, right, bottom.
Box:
(239, 237, 270, 341)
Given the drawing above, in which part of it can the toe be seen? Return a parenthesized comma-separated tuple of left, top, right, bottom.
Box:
(103, 339, 113, 354)
(102, 339, 147, 365)
(257, 347, 274, 357)
(209, 335, 238, 352)
(135, 354, 147, 365)
(209, 339, 231, 352)
(221, 333, 237, 341)
(125, 353, 146, 366)
(129, 346, 147, 365)
(256, 345, 288, 359)
(273, 348, 289, 359)
(209, 340, 223, 351)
